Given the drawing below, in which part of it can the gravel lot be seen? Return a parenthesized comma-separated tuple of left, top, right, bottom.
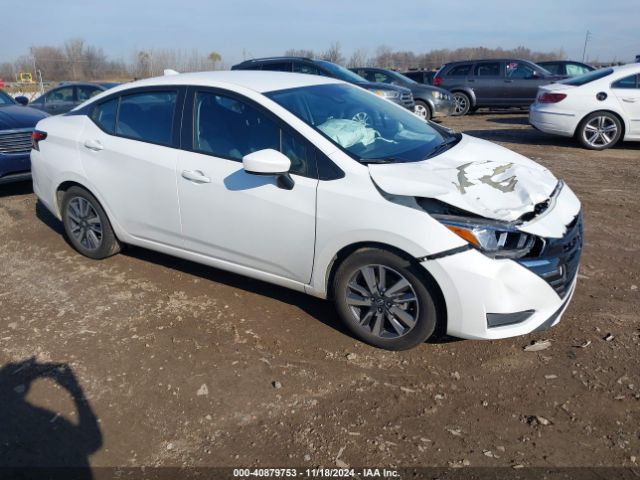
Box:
(0, 112, 638, 472)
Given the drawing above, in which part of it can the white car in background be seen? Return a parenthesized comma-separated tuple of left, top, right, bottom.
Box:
(530, 63, 640, 149)
(31, 71, 582, 350)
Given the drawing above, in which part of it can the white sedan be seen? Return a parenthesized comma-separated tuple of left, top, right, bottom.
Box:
(31, 71, 582, 350)
(530, 63, 640, 149)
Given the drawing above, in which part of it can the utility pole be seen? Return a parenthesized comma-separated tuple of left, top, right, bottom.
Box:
(582, 30, 592, 62)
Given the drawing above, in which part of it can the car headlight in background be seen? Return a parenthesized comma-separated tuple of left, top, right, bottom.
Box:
(373, 89, 400, 99)
(433, 215, 536, 259)
(431, 91, 448, 100)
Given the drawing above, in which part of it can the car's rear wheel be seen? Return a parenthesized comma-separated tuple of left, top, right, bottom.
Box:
(61, 186, 120, 259)
(577, 111, 622, 150)
(333, 248, 439, 350)
(414, 100, 432, 121)
(452, 92, 471, 116)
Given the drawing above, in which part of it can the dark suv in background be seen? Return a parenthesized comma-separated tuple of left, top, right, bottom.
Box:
(537, 60, 594, 77)
(29, 82, 119, 115)
(402, 70, 436, 85)
(434, 59, 564, 115)
(231, 57, 415, 110)
(351, 67, 454, 120)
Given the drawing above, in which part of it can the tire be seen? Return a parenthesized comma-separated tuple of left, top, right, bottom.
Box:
(414, 100, 432, 121)
(452, 92, 471, 116)
(332, 248, 440, 350)
(61, 186, 121, 259)
(576, 111, 622, 150)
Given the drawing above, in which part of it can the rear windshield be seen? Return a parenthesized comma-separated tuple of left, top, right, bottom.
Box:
(561, 68, 613, 86)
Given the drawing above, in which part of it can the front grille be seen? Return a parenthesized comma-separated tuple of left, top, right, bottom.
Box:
(400, 92, 415, 108)
(0, 129, 33, 154)
(518, 212, 583, 298)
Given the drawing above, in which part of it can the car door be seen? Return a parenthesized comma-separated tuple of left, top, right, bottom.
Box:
(79, 88, 184, 246)
(470, 61, 503, 105)
(176, 88, 318, 283)
(612, 73, 640, 136)
(44, 86, 75, 114)
(505, 61, 549, 105)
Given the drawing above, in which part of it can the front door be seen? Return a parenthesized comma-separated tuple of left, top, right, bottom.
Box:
(505, 61, 549, 106)
(177, 89, 318, 283)
(44, 86, 75, 115)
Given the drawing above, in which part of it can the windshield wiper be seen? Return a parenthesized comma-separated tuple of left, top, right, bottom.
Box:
(359, 158, 395, 165)
(425, 134, 462, 159)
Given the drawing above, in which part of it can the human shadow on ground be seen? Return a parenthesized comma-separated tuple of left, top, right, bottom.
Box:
(0, 357, 102, 479)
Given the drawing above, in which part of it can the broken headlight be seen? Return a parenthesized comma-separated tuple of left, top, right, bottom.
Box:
(434, 215, 535, 259)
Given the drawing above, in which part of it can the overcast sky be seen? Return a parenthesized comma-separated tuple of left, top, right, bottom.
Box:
(5, 0, 639, 65)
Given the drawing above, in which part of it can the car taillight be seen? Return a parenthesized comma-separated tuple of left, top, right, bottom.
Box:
(31, 130, 47, 151)
(538, 93, 567, 104)
(433, 76, 443, 86)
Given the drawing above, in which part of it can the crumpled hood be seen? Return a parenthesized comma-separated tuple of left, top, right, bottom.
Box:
(369, 134, 558, 222)
(0, 105, 49, 130)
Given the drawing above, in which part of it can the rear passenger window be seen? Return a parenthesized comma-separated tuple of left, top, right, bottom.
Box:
(475, 63, 501, 76)
(116, 92, 177, 145)
(91, 98, 118, 134)
(261, 62, 292, 72)
(448, 64, 472, 76)
(293, 63, 321, 75)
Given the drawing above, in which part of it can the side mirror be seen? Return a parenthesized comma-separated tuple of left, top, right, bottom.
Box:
(15, 96, 29, 106)
(242, 149, 294, 190)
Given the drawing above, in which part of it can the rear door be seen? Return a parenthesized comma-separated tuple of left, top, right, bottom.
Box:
(79, 87, 184, 246)
(470, 61, 503, 105)
(504, 61, 550, 105)
(612, 73, 640, 137)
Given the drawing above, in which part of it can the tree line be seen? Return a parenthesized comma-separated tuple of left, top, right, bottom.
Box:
(0, 39, 568, 82)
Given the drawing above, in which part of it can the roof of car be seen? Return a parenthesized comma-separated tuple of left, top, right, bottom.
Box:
(95, 71, 341, 96)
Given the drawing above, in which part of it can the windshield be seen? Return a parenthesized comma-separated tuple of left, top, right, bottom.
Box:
(0, 90, 16, 106)
(561, 68, 613, 86)
(315, 60, 368, 84)
(386, 70, 418, 85)
(266, 83, 454, 163)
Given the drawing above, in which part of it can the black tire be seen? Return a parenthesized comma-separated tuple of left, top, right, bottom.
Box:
(61, 186, 121, 259)
(452, 92, 471, 116)
(414, 100, 432, 121)
(576, 111, 622, 150)
(332, 248, 440, 350)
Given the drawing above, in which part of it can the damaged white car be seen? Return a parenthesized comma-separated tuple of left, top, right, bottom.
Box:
(31, 71, 583, 350)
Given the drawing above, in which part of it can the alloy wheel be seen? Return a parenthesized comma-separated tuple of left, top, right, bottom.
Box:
(66, 197, 103, 251)
(414, 103, 429, 120)
(345, 264, 420, 339)
(453, 93, 469, 115)
(583, 115, 618, 147)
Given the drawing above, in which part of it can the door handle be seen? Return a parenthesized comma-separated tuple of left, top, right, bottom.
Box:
(181, 170, 211, 184)
(467, 79, 475, 83)
(622, 98, 637, 103)
(504, 79, 513, 83)
(84, 139, 104, 151)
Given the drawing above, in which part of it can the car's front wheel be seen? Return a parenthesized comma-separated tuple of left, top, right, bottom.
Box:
(333, 248, 439, 350)
(577, 111, 622, 150)
(414, 100, 432, 121)
(61, 186, 121, 259)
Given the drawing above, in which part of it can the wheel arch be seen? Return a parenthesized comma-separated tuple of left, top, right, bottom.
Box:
(449, 87, 477, 107)
(575, 109, 626, 139)
(324, 241, 448, 336)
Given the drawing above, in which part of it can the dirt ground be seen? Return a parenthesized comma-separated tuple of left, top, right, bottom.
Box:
(0, 112, 638, 473)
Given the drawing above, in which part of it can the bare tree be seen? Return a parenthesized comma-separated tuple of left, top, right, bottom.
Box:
(320, 42, 345, 65)
(347, 48, 369, 67)
(284, 48, 316, 58)
(64, 38, 85, 80)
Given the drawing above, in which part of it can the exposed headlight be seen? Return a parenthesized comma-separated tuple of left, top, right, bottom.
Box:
(431, 91, 445, 100)
(373, 89, 400, 99)
(433, 215, 536, 259)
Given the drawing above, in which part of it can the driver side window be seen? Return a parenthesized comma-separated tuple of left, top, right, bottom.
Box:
(506, 62, 535, 79)
(193, 91, 312, 177)
(46, 86, 74, 104)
